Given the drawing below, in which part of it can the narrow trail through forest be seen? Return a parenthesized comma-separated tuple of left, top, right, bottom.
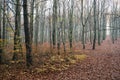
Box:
(36, 37, 120, 80)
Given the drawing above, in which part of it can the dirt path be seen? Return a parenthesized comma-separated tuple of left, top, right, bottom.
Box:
(36, 38, 120, 80)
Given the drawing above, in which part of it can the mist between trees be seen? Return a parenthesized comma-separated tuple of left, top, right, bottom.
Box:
(0, 0, 120, 67)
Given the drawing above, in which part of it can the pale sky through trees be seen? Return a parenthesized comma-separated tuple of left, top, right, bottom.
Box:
(0, 0, 120, 79)
(45, 0, 120, 36)
(15, 0, 118, 36)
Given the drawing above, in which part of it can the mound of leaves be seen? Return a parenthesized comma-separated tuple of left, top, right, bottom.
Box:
(33, 54, 87, 73)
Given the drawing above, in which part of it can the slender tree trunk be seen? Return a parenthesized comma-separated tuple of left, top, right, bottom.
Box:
(35, 5, 39, 52)
(52, 0, 57, 48)
(62, 2, 66, 53)
(0, 0, 3, 64)
(30, 0, 35, 43)
(97, 1, 101, 45)
(92, 0, 96, 50)
(13, 0, 21, 60)
(81, 0, 85, 49)
(48, 9, 52, 52)
(3, 0, 6, 47)
(0, 0, 6, 63)
(89, 22, 92, 44)
(57, 2, 61, 55)
(69, 0, 74, 50)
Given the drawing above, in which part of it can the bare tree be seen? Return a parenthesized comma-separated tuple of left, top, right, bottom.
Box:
(92, 0, 97, 50)
(13, 0, 22, 60)
(52, 0, 57, 48)
(23, 0, 32, 67)
(0, 0, 3, 63)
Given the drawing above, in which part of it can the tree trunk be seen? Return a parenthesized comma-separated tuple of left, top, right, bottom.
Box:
(34, 4, 39, 52)
(69, 0, 74, 50)
(23, 0, 32, 67)
(3, 0, 6, 47)
(62, 2, 66, 53)
(13, 0, 21, 60)
(0, 0, 3, 64)
(92, 0, 96, 50)
(30, 0, 35, 43)
(81, 0, 85, 49)
(52, 0, 57, 48)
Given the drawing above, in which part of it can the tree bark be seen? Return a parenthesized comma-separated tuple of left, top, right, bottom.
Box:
(52, 0, 57, 48)
(0, 0, 3, 64)
(13, 0, 21, 60)
(92, 0, 96, 50)
(23, 0, 32, 67)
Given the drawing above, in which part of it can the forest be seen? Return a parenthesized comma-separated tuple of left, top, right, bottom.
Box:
(0, 0, 120, 80)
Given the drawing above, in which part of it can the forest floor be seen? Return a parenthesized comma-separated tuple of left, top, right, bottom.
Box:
(0, 37, 120, 80)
